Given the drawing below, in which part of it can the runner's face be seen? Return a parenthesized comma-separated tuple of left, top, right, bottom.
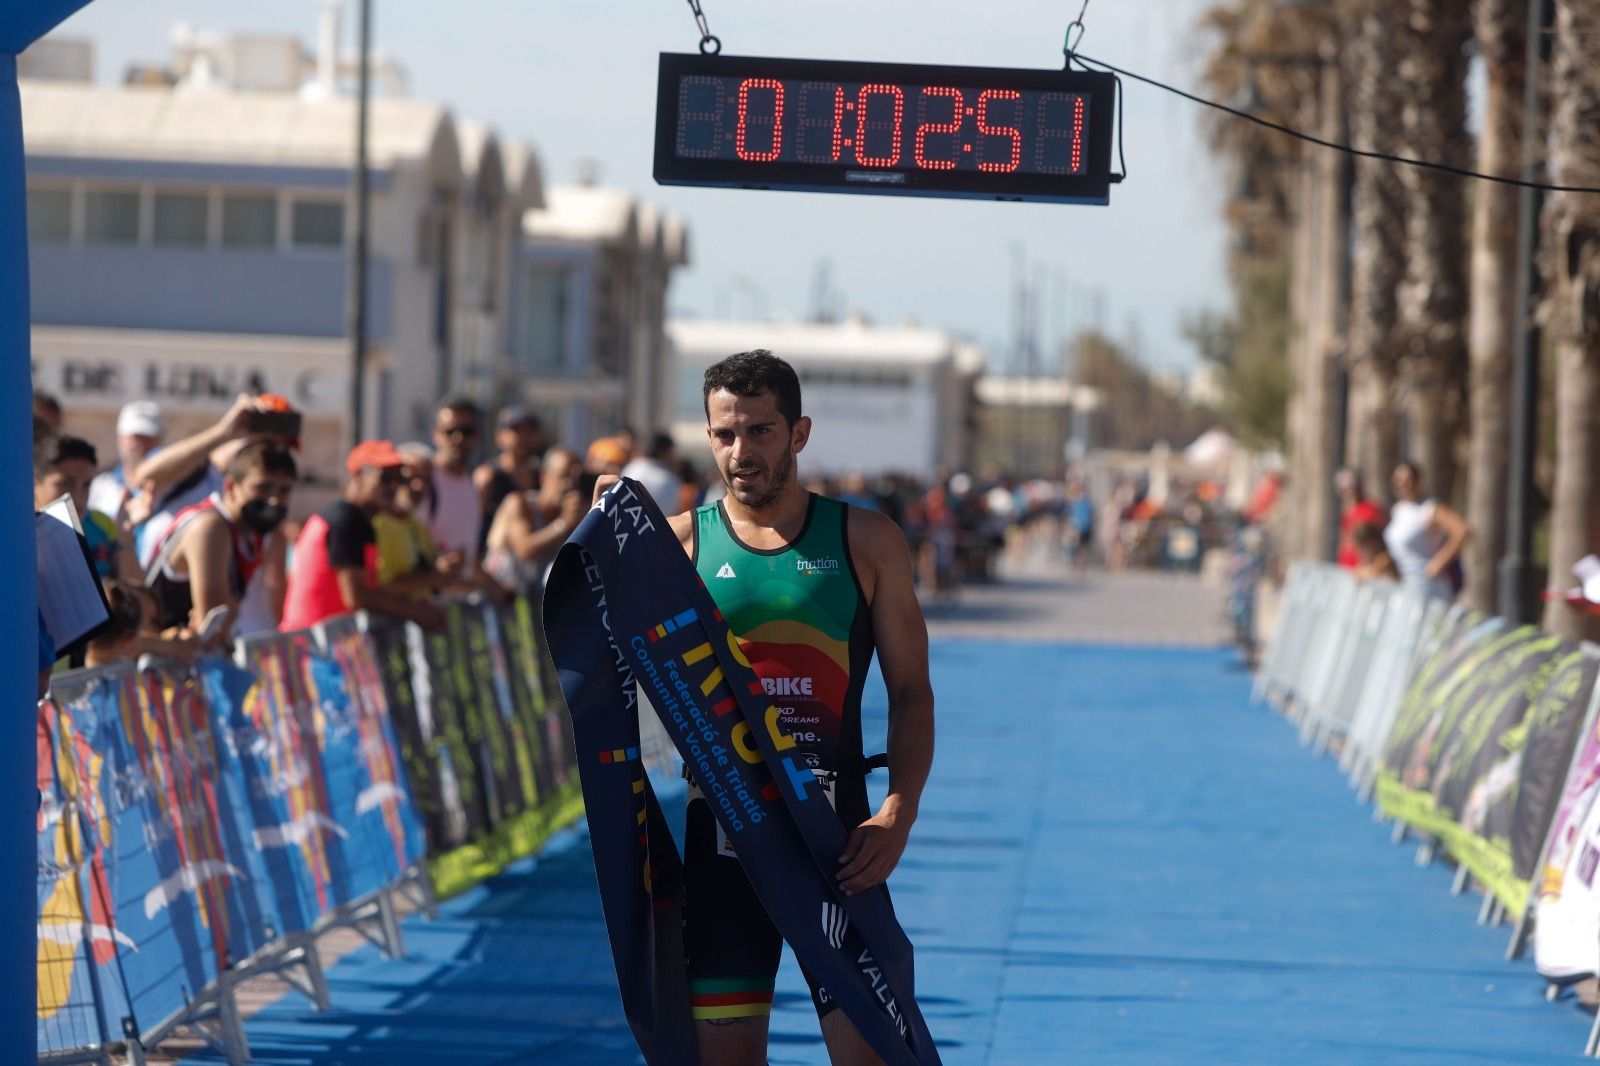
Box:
(705, 388, 809, 510)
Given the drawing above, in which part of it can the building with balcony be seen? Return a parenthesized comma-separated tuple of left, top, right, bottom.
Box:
(513, 185, 690, 449)
(21, 24, 541, 510)
(666, 317, 985, 478)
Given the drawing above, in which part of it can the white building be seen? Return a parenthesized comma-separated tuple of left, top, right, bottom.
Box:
(666, 317, 984, 477)
(515, 185, 689, 448)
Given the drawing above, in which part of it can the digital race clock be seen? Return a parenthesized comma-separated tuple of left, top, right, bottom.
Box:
(654, 53, 1116, 205)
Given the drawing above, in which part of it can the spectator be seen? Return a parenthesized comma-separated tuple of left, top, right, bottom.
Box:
(429, 397, 487, 568)
(483, 446, 585, 594)
(1336, 468, 1387, 570)
(135, 392, 299, 564)
(83, 583, 145, 668)
(838, 471, 878, 512)
(620, 431, 683, 514)
(1384, 460, 1470, 602)
(88, 400, 163, 521)
(34, 434, 139, 586)
(375, 442, 469, 595)
(614, 425, 638, 461)
(1351, 521, 1399, 583)
(1065, 480, 1095, 571)
(477, 406, 543, 546)
(32, 390, 61, 434)
(143, 441, 297, 642)
(282, 440, 445, 632)
(585, 435, 630, 477)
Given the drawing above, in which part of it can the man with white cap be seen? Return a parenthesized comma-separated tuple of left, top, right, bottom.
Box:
(87, 400, 164, 521)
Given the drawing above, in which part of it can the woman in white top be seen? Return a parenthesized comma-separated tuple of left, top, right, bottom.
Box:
(1383, 460, 1471, 602)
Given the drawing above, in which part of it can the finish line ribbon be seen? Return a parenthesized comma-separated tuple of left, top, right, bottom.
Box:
(542, 479, 942, 1066)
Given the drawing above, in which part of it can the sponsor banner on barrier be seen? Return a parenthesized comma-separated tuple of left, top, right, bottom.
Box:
(231, 638, 343, 937)
(1442, 648, 1600, 918)
(1379, 617, 1513, 815)
(1536, 675, 1600, 981)
(422, 620, 494, 840)
(37, 688, 121, 1055)
(458, 600, 529, 824)
(1426, 637, 1572, 915)
(323, 623, 429, 881)
(119, 669, 255, 1011)
(1513, 653, 1600, 885)
(37, 595, 587, 1063)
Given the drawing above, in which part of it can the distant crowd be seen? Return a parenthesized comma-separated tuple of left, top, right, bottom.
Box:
(32, 389, 701, 692)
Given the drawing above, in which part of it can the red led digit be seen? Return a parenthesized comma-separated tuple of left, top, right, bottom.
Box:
(854, 83, 905, 168)
(1034, 92, 1087, 175)
(735, 77, 785, 163)
(913, 87, 962, 171)
(976, 89, 1021, 173)
(1072, 95, 1086, 173)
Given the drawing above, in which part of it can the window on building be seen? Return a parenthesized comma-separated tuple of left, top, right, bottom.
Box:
(221, 194, 277, 248)
(291, 200, 344, 249)
(521, 265, 569, 374)
(83, 189, 140, 245)
(153, 192, 209, 247)
(27, 186, 72, 243)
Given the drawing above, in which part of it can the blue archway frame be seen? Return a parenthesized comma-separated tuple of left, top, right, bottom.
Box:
(5, 2, 94, 1061)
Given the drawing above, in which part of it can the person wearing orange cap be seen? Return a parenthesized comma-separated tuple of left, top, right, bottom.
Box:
(281, 440, 446, 633)
(134, 392, 304, 634)
(585, 435, 631, 476)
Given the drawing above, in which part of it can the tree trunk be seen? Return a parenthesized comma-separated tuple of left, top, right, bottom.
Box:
(1396, 0, 1472, 506)
(1344, 1, 1407, 495)
(1462, 0, 1525, 614)
(1302, 54, 1347, 562)
(1540, 0, 1600, 641)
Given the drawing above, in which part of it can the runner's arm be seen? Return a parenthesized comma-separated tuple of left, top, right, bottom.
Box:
(838, 509, 934, 894)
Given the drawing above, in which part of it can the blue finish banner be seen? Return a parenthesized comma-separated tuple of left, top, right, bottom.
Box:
(543, 478, 942, 1066)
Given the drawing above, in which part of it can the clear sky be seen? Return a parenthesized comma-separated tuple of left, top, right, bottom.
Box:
(51, 0, 1231, 372)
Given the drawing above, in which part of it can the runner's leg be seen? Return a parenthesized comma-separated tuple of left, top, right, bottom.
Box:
(818, 1008, 887, 1066)
(685, 790, 782, 1066)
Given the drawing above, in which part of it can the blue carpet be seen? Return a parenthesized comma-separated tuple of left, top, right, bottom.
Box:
(185, 642, 1595, 1064)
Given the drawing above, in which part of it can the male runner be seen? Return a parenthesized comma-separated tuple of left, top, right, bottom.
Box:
(666, 350, 935, 1066)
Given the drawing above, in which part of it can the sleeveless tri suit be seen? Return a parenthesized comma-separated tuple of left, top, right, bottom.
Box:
(685, 493, 877, 1022)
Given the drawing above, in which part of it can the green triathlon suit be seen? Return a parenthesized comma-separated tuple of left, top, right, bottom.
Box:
(684, 493, 877, 1023)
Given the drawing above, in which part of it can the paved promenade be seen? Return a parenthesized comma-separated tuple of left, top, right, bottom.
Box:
(183, 565, 1593, 1064)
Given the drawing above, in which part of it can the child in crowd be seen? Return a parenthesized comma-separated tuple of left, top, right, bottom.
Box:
(1352, 521, 1399, 583)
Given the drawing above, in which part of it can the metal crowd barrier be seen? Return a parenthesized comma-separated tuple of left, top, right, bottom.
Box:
(35, 594, 579, 1066)
(1255, 565, 1600, 1058)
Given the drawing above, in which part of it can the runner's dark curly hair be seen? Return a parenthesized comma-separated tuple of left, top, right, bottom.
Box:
(702, 349, 803, 427)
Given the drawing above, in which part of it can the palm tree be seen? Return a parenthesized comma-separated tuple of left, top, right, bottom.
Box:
(1198, 0, 1337, 560)
(1462, 0, 1526, 613)
(1344, 0, 1408, 496)
(1540, 0, 1600, 640)
(1394, 0, 1472, 506)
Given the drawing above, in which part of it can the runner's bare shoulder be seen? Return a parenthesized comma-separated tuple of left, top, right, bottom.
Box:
(844, 505, 914, 603)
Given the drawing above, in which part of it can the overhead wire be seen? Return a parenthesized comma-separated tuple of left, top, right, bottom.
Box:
(1068, 51, 1600, 196)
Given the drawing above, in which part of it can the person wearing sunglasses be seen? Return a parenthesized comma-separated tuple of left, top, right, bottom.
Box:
(428, 397, 489, 570)
(281, 440, 446, 633)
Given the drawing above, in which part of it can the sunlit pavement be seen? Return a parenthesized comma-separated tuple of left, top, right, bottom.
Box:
(185, 567, 1594, 1064)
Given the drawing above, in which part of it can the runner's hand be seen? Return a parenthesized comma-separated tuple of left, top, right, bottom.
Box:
(591, 474, 619, 506)
(837, 796, 916, 895)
